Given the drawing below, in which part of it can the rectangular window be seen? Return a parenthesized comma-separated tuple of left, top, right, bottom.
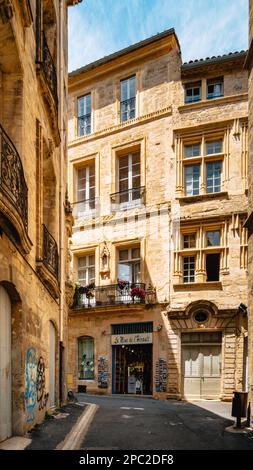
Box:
(78, 94, 91, 136)
(206, 231, 220, 247)
(78, 337, 94, 380)
(118, 152, 141, 206)
(206, 140, 222, 155)
(118, 247, 140, 283)
(185, 81, 201, 103)
(76, 164, 95, 214)
(207, 77, 223, 99)
(206, 253, 220, 281)
(120, 75, 136, 122)
(206, 161, 222, 193)
(184, 143, 201, 158)
(185, 164, 200, 196)
(183, 256, 195, 283)
(183, 233, 196, 249)
(78, 254, 95, 285)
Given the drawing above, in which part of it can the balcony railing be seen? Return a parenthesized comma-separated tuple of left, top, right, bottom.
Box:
(72, 197, 99, 219)
(111, 186, 145, 211)
(41, 32, 58, 107)
(42, 224, 59, 280)
(0, 124, 28, 229)
(72, 282, 156, 309)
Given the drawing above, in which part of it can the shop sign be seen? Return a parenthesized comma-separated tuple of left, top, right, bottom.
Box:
(111, 333, 153, 345)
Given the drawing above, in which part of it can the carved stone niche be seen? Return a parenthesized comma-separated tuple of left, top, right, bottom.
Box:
(100, 242, 110, 279)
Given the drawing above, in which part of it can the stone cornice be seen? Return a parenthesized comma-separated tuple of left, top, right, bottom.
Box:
(178, 93, 248, 113)
(68, 106, 172, 148)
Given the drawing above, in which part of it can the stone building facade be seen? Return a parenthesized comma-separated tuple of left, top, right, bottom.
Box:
(67, 29, 248, 401)
(246, 0, 253, 425)
(0, 0, 81, 442)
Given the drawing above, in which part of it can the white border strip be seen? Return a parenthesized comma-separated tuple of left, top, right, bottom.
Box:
(57, 403, 99, 450)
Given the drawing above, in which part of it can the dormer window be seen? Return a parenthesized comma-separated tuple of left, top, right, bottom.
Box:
(207, 77, 223, 99)
(185, 81, 201, 103)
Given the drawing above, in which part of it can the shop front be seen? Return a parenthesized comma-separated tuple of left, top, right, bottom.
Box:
(111, 322, 153, 395)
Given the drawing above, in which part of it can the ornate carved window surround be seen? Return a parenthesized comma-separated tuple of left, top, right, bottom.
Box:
(174, 118, 248, 200)
(173, 219, 230, 285)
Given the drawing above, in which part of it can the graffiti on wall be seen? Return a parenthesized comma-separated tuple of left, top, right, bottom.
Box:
(37, 356, 49, 410)
(24, 348, 38, 422)
(98, 356, 109, 388)
(25, 349, 49, 421)
(155, 358, 168, 392)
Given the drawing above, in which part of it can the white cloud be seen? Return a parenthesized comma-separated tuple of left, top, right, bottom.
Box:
(68, 0, 248, 71)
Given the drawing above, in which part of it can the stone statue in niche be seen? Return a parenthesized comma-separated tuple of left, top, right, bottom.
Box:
(100, 242, 110, 279)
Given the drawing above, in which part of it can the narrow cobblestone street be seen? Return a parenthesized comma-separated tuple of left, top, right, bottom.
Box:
(77, 395, 253, 450)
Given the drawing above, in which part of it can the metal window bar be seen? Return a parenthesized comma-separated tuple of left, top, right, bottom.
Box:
(120, 97, 136, 122)
(72, 197, 99, 218)
(110, 186, 145, 210)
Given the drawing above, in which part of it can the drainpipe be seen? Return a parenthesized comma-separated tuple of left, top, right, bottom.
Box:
(59, 0, 65, 404)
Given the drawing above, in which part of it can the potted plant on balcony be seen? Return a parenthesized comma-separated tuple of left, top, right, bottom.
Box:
(130, 287, 146, 303)
(71, 282, 95, 308)
(117, 279, 129, 291)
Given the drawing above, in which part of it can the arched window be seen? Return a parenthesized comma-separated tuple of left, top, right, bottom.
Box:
(78, 337, 94, 380)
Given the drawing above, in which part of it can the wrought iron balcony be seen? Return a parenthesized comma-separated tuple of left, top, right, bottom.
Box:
(72, 197, 99, 219)
(41, 32, 58, 107)
(0, 123, 28, 229)
(72, 282, 156, 309)
(42, 224, 59, 280)
(120, 97, 136, 122)
(111, 186, 145, 211)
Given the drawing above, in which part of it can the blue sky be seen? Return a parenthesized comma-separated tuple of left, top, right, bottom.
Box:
(68, 0, 248, 72)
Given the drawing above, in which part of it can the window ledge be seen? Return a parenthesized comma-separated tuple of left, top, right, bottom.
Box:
(69, 106, 172, 149)
(173, 281, 222, 291)
(177, 191, 228, 203)
(178, 93, 248, 112)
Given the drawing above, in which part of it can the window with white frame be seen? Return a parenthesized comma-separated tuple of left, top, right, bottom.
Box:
(76, 164, 95, 215)
(182, 136, 224, 197)
(78, 254, 95, 286)
(207, 77, 223, 100)
(206, 161, 222, 193)
(185, 81, 201, 103)
(120, 75, 136, 122)
(184, 164, 200, 196)
(183, 256, 195, 283)
(118, 152, 141, 206)
(118, 247, 141, 284)
(77, 94, 91, 136)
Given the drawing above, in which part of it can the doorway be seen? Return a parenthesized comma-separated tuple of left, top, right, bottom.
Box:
(49, 322, 56, 408)
(0, 286, 12, 442)
(113, 344, 152, 395)
(181, 332, 222, 399)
